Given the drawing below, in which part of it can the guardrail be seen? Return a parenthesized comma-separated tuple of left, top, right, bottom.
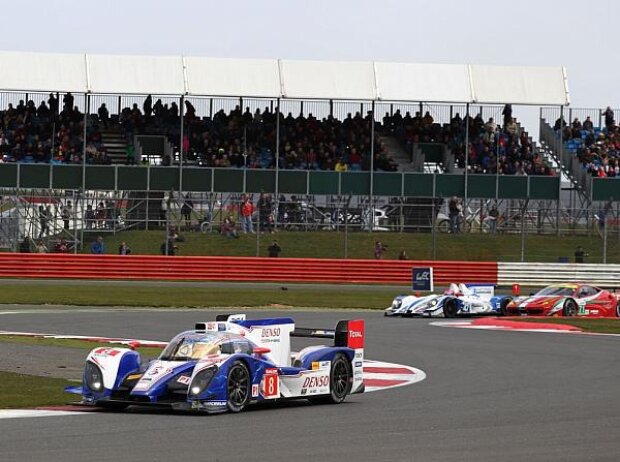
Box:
(498, 262, 620, 288)
(0, 253, 497, 285)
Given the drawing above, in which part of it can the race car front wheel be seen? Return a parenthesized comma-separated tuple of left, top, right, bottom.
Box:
(310, 353, 351, 405)
(227, 360, 250, 413)
(562, 299, 578, 317)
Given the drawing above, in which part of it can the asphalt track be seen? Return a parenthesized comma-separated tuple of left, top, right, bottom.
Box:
(1, 307, 619, 462)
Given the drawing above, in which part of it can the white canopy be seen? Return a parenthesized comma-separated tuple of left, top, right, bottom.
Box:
(0, 51, 570, 106)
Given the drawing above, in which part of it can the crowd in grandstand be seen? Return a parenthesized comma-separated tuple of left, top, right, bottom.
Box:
(0, 92, 556, 175)
(556, 106, 619, 178)
(385, 104, 553, 176)
(0, 93, 107, 165)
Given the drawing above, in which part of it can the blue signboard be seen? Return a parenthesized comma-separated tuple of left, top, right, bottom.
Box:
(411, 267, 434, 292)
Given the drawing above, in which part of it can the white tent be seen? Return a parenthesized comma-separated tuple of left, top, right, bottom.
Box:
(0, 51, 570, 106)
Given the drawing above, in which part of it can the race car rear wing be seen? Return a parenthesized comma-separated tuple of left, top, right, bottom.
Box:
(291, 319, 365, 349)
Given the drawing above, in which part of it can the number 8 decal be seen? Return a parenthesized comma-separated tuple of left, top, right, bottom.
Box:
(263, 368, 279, 398)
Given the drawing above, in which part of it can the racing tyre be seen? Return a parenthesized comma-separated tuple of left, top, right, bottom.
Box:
(443, 299, 458, 318)
(310, 354, 352, 405)
(438, 220, 450, 233)
(499, 298, 511, 316)
(226, 360, 250, 413)
(562, 299, 578, 317)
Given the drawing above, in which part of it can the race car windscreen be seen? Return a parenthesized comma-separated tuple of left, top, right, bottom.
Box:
(535, 286, 575, 297)
(159, 332, 221, 360)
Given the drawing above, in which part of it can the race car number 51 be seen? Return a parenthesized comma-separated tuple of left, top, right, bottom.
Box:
(263, 368, 279, 399)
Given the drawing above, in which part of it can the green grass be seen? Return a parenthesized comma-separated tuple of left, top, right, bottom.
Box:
(510, 317, 620, 334)
(0, 371, 74, 409)
(0, 336, 164, 356)
(76, 229, 620, 263)
(0, 284, 394, 309)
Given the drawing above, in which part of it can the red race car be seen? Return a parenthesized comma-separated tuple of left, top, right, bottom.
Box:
(506, 284, 620, 317)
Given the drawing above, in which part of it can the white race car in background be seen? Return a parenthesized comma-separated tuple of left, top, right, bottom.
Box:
(385, 283, 512, 318)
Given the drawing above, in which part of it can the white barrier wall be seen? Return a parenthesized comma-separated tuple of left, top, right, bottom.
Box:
(498, 262, 620, 287)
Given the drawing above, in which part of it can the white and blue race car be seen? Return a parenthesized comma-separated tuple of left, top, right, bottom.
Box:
(385, 283, 512, 318)
(66, 314, 365, 414)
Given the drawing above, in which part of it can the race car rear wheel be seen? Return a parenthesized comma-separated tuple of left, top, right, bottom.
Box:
(499, 298, 511, 316)
(443, 299, 458, 318)
(310, 353, 351, 405)
(562, 299, 578, 317)
(227, 360, 250, 413)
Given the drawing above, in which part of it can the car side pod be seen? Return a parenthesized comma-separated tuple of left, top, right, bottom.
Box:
(291, 319, 365, 395)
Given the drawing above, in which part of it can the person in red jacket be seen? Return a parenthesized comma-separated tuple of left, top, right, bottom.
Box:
(240, 195, 255, 234)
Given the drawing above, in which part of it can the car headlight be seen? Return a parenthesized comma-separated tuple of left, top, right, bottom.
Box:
(189, 366, 218, 397)
(85, 361, 104, 392)
(429, 299, 438, 307)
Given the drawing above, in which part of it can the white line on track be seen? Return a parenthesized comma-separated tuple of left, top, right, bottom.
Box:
(0, 410, 87, 420)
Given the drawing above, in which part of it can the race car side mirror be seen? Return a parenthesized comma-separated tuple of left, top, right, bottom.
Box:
(253, 347, 271, 356)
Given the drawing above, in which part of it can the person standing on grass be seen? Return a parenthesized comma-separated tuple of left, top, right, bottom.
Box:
(268, 240, 281, 257)
(118, 241, 131, 255)
(91, 236, 105, 254)
(240, 195, 255, 234)
(574, 246, 588, 263)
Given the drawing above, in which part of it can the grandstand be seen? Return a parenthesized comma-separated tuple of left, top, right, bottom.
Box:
(0, 50, 617, 259)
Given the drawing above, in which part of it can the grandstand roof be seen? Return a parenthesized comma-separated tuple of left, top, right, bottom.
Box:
(0, 50, 570, 105)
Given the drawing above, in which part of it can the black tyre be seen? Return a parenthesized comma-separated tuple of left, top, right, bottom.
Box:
(226, 360, 250, 413)
(438, 220, 450, 233)
(499, 298, 511, 316)
(562, 299, 578, 317)
(443, 298, 458, 318)
(310, 354, 352, 405)
(616, 300, 620, 318)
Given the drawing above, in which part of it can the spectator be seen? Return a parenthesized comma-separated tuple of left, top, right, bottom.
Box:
(159, 196, 168, 227)
(502, 104, 512, 127)
(398, 250, 408, 260)
(55, 238, 69, 253)
(374, 241, 387, 259)
(98, 103, 109, 127)
(90, 236, 105, 254)
(61, 200, 72, 230)
(221, 216, 239, 239)
(160, 238, 177, 255)
(488, 205, 499, 234)
(118, 241, 131, 255)
(257, 192, 274, 233)
(38, 205, 51, 238)
(35, 239, 48, 253)
(268, 240, 281, 257)
(240, 195, 254, 234)
(180, 194, 194, 231)
(603, 106, 615, 128)
(448, 196, 462, 234)
(574, 246, 588, 263)
(125, 144, 136, 165)
(85, 204, 95, 229)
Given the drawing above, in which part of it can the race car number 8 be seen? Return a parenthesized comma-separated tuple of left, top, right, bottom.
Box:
(263, 373, 279, 398)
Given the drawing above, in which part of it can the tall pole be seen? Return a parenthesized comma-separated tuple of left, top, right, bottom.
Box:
(369, 101, 375, 231)
(556, 105, 563, 236)
(464, 103, 469, 208)
(275, 98, 280, 230)
(82, 93, 89, 190)
(179, 96, 185, 197)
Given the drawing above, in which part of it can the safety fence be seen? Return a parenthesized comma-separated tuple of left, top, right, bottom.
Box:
(0, 253, 497, 285)
(497, 262, 620, 288)
(0, 254, 617, 287)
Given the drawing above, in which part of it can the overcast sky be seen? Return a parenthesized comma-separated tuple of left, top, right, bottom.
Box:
(0, 0, 618, 135)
